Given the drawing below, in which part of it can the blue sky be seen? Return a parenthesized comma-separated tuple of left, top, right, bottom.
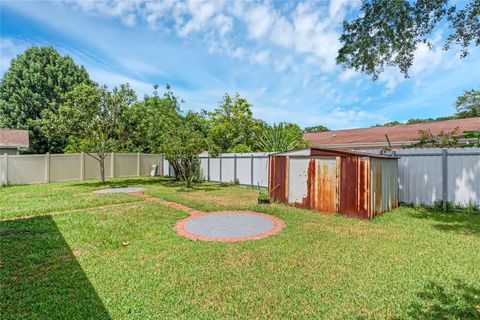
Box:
(1, 0, 479, 129)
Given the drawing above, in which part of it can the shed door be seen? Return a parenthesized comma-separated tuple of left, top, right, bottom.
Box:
(339, 157, 369, 219)
(315, 158, 337, 213)
(288, 158, 311, 207)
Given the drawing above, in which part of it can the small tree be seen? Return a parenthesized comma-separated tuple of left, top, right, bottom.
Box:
(41, 83, 136, 182)
(303, 125, 329, 133)
(163, 113, 207, 188)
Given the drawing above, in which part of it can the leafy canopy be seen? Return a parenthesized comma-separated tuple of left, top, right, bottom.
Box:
(0, 46, 91, 153)
(337, 0, 480, 79)
(455, 88, 480, 118)
(303, 125, 329, 133)
(41, 83, 136, 182)
(206, 93, 266, 154)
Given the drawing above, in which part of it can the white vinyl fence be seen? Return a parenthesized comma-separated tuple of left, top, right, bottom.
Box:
(0, 152, 163, 185)
(164, 153, 272, 187)
(164, 149, 480, 207)
(360, 148, 480, 207)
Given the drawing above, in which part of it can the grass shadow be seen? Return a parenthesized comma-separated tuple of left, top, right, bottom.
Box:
(0, 216, 111, 319)
(408, 207, 480, 236)
(404, 280, 480, 319)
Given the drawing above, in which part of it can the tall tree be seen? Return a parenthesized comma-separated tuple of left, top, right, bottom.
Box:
(337, 0, 480, 79)
(206, 93, 266, 154)
(122, 85, 182, 153)
(0, 46, 92, 153)
(257, 123, 309, 152)
(455, 88, 480, 118)
(41, 83, 136, 183)
(303, 125, 329, 133)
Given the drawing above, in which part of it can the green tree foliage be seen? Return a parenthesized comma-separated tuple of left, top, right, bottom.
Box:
(464, 131, 480, 147)
(303, 125, 330, 133)
(206, 93, 266, 154)
(41, 83, 137, 183)
(0, 46, 91, 153)
(162, 113, 207, 188)
(257, 123, 309, 152)
(413, 127, 460, 148)
(337, 0, 480, 79)
(455, 88, 480, 118)
(122, 85, 182, 153)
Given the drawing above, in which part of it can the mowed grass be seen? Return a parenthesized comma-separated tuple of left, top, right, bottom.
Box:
(1, 177, 480, 319)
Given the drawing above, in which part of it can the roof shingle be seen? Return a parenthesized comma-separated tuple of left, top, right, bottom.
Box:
(304, 117, 480, 147)
(0, 129, 29, 148)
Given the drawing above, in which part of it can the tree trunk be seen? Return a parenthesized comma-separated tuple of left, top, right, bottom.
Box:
(99, 156, 105, 183)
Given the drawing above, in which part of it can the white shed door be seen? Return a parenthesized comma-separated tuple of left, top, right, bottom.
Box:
(288, 158, 310, 204)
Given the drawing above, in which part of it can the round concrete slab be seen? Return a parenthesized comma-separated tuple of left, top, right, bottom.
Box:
(94, 187, 145, 194)
(176, 211, 285, 242)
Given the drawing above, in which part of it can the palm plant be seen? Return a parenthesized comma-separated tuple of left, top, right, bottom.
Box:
(256, 123, 309, 152)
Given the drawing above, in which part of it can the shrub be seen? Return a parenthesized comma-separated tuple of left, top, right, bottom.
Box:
(258, 190, 270, 204)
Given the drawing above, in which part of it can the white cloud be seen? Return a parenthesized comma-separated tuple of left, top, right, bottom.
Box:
(250, 50, 270, 65)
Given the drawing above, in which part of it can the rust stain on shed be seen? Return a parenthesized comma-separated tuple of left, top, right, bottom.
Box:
(268, 148, 398, 220)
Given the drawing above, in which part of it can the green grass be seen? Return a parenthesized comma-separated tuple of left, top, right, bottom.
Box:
(1, 177, 480, 319)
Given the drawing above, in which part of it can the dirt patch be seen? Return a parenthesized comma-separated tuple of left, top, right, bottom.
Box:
(303, 222, 391, 237)
(224, 251, 253, 268)
(182, 192, 255, 207)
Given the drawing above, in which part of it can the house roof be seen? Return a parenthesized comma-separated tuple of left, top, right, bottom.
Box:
(0, 129, 29, 148)
(304, 117, 480, 148)
(271, 147, 398, 159)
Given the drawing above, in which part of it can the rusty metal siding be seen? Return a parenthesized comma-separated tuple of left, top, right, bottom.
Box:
(315, 157, 338, 213)
(370, 158, 399, 217)
(268, 151, 397, 220)
(268, 156, 287, 203)
(339, 156, 370, 219)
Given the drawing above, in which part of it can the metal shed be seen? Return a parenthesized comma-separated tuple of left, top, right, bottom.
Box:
(268, 148, 399, 219)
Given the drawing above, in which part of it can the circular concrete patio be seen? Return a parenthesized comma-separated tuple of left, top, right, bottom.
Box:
(176, 211, 285, 242)
(94, 187, 145, 194)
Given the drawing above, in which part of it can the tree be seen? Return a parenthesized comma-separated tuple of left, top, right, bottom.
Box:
(303, 125, 329, 133)
(414, 126, 460, 147)
(455, 88, 480, 118)
(0, 46, 91, 153)
(257, 123, 309, 152)
(163, 112, 207, 188)
(41, 83, 136, 183)
(206, 93, 266, 154)
(337, 0, 480, 79)
(122, 85, 182, 153)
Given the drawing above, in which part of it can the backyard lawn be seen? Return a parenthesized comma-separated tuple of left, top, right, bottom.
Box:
(1, 177, 480, 319)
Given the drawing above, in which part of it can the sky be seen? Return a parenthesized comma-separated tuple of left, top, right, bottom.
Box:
(1, 0, 479, 130)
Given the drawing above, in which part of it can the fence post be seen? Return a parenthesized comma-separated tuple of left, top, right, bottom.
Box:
(234, 154, 237, 183)
(80, 152, 85, 181)
(111, 152, 115, 178)
(219, 154, 222, 183)
(137, 152, 141, 176)
(207, 155, 210, 181)
(251, 154, 254, 188)
(442, 149, 448, 211)
(2, 153, 7, 186)
(45, 152, 50, 183)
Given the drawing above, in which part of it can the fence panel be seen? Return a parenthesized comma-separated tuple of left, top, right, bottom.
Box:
(7, 155, 46, 185)
(361, 148, 480, 207)
(50, 153, 81, 182)
(0, 152, 162, 186)
(115, 153, 137, 177)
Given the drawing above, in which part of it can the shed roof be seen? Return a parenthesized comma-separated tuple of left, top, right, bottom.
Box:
(271, 147, 398, 159)
(0, 129, 29, 148)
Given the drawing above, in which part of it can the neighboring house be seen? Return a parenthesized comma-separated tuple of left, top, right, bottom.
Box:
(304, 117, 480, 149)
(0, 129, 29, 155)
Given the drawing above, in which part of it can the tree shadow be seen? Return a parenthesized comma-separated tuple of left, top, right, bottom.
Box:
(0, 216, 111, 319)
(408, 208, 480, 236)
(404, 280, 480, 319)
(71, 176, 222, 192)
